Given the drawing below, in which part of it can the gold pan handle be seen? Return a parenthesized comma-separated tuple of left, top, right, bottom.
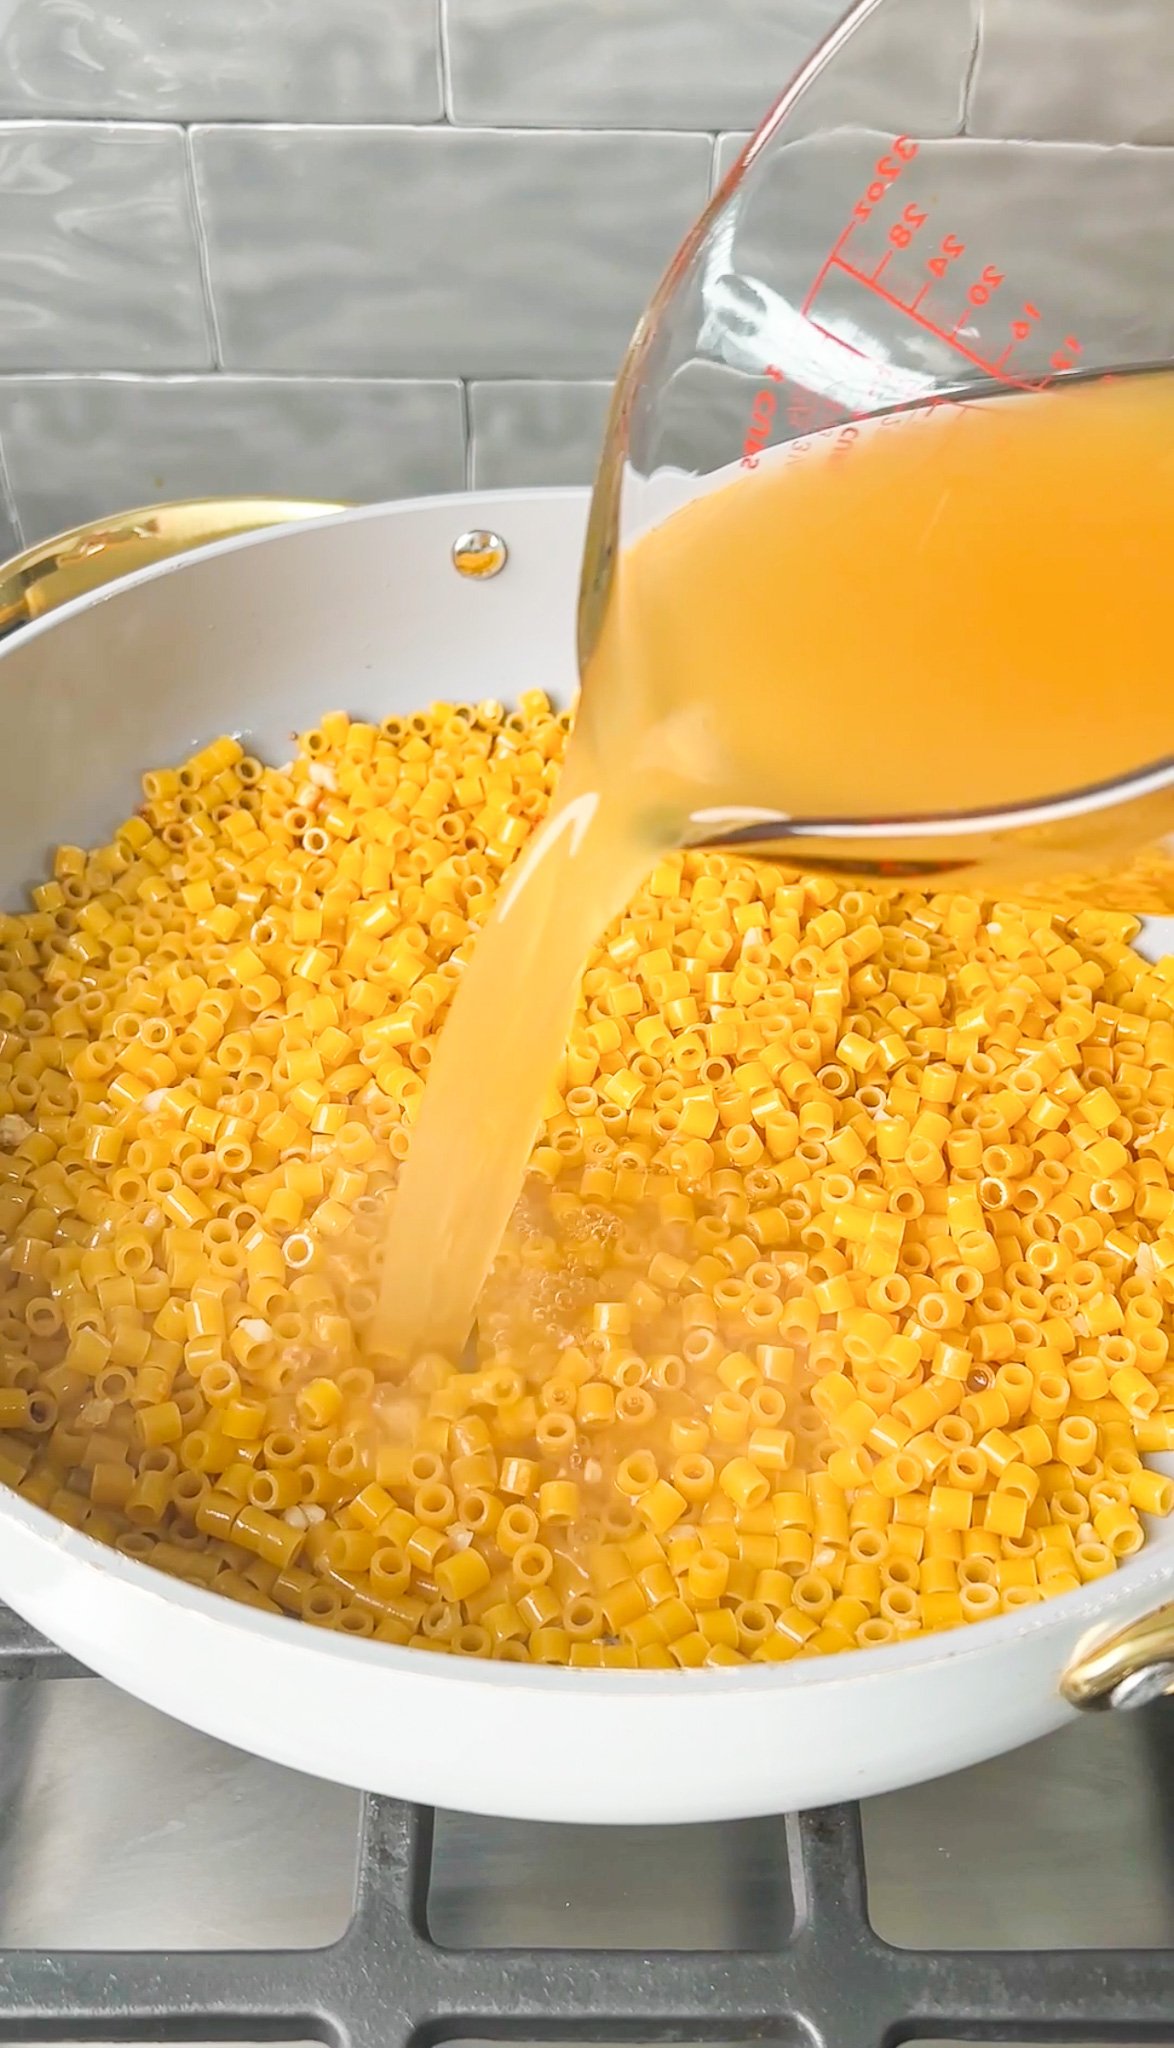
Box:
(1061, 1600, 1174, 1711)
(0, 497, 346, 638)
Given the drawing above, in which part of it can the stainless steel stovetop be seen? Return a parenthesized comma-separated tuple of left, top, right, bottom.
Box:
(1, 1603, 1172, 2046)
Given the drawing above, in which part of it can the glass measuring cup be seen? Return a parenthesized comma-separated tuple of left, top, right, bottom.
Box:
(578, 0, 1174, 911)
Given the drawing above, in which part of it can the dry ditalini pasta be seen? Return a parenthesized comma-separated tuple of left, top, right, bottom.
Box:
(0, 696, 1172, 1665)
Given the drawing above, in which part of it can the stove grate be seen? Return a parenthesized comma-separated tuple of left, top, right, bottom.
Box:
(1, 1605, 1170, 2048)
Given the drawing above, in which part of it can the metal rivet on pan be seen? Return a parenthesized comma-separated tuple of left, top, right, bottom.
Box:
(452, 529, 508, 579)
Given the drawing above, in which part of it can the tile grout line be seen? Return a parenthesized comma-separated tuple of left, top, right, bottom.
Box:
(9, 110, 1172, 147)
(0, 372, 478, 387)
(959, 0, 984, 136)
(458, 379, 472, 488)
(0, 428, 24, 552)
(181, 126, 225, 371)
(438, 0, 456, 124)
(707, 131, 722, 197)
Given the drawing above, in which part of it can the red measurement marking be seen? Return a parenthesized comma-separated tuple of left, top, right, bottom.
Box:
(803, 318, 871, 361)
(740, 363, 786, 470)
(966, 264, 1005, 308)
(928, 234, 965, 280)
(800, 134, 1083, 401)
(1050, 335, 1083, 373)
(829, 255, 1046, 390)
(1010, 303, 1041, 344)
(849, 135, 919, 225)
(787, 393, 841, 433)
(800, 136, 917, 318)
(801, 223, 858, 324)
(828, 421, 862, 463)
(889, 201, 929, 250)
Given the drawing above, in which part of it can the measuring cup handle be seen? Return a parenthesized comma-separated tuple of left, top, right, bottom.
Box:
(1061, 1602, 1174, 1711)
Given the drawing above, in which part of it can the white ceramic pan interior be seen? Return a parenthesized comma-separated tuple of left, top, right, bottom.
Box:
(0, 489, 1171, 1823)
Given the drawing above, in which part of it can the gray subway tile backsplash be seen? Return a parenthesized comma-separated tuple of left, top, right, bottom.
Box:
(756, 0, 974, 143)
(967, 0, 1174, 143)
(445, 0, 839, 131)
(191, 125, 711, 379)
(444, 0, 975, 143)
(0, 123, 212, 372)
(469, 381, 612, 488)
(0, 377, 465, 545)
(0, 0, 1168, 544)
(0, 0, 443, 122)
